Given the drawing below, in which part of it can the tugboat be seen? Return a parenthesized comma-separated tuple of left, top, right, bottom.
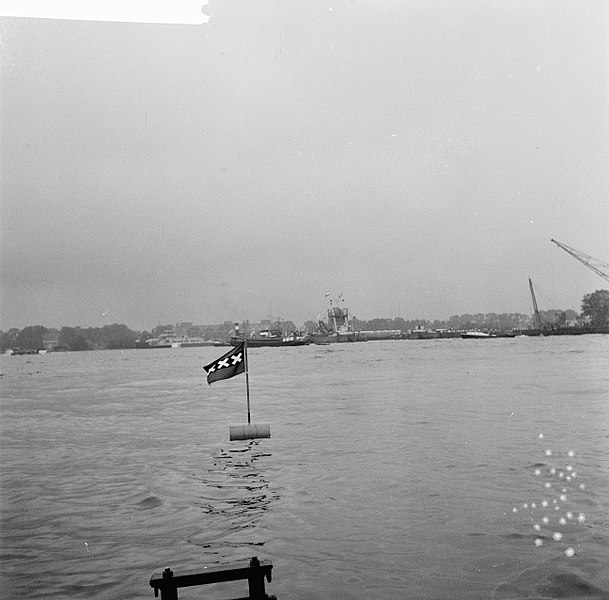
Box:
(460, 330, 495, 339)
(309, 293, 365, 344)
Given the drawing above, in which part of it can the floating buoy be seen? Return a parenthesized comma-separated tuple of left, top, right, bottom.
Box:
(204, 340, 272, 442)
(229, 423, 271, 441)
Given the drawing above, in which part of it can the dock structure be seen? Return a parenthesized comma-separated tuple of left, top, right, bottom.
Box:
(150, 557, 275, 600)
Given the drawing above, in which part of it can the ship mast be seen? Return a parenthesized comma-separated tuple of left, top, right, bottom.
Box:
(551, 239, 609, 283)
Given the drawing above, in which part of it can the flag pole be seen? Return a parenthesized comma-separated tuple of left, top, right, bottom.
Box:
(228, 338, 269, 441)
(243, 339, 251, 424)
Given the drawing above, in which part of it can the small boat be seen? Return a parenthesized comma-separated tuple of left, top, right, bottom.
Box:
(461, 331, 495, 339)
(409, 327, 440, 340)
(178, 338, 217, 347)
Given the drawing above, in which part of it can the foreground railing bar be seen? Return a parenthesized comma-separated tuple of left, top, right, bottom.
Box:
(149, 557, 274, 600)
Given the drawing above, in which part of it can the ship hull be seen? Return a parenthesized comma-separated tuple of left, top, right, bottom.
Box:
(230, 337, 310, 347)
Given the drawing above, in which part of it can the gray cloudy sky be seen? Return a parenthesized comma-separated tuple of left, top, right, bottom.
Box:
(1, 1, 608, 331)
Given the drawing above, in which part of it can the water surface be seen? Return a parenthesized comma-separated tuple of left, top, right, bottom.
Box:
(1, 336, 608, 599)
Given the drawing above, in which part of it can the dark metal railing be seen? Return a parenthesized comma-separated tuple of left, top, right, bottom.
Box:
(150, 556, 275, 600)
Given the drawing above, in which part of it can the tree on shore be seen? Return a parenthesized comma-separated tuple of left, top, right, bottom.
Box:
(581, 290, 609, 327)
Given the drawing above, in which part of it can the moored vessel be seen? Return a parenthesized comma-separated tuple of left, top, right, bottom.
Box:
(230, 322, 310, 347)
(309, 294, 365, 344)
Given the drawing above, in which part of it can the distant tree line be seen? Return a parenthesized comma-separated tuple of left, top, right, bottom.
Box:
(0, 324, 139, 352)
(2, 290, 608, 352)
(349, 310, 571, 334)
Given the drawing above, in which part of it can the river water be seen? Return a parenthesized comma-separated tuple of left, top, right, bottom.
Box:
(1, 336, 608, 600)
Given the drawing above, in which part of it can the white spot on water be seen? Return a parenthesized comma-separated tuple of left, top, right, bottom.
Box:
(535, 538, 543, 546)
(565, 547, 575, 557)
(553, 532, 563, 541)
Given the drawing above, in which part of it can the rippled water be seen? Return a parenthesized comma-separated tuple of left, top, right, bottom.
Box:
(1, 336, 608, 599)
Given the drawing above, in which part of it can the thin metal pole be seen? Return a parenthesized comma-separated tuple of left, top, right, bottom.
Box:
(243, 340, 251, 424)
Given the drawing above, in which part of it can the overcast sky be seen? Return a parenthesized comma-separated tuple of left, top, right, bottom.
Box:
(1, 1, 608, 331)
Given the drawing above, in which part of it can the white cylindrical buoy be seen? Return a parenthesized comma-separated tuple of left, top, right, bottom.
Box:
(229, 423, 271, 441)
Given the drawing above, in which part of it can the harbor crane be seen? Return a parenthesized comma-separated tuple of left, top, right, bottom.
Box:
(528, 277, 544, 330)
(551, 239, 609, 283)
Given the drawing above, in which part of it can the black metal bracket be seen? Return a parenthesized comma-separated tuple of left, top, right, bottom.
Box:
(150, 556, 275, 600)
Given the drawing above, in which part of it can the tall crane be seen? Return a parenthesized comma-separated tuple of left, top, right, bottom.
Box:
(551, 239, 609, 283)
(528, 277, 544, 330)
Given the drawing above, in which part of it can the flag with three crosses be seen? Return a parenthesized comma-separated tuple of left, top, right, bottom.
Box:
(203, 342, 246, 385)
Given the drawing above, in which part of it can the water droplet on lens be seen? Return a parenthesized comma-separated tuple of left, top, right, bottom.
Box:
(533, 523, 541, 531)
(559, 517, 567, 525)
(534, 468, 541, 476)
(535, 538, 543, 546)
(566, 511, 573, 519)
(566, 465, 573, 472)
(542, 500, 548, 507)
(560, 494, 567, 502)
(577, 513, 586, 523)
(542, 516, 549, 524)
(553, 532, 563, 541)
(550, 468, 556, 475)
(565, 547, 575, 557)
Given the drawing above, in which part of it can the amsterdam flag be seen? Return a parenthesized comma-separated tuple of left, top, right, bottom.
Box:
(203, 343, 246, 385)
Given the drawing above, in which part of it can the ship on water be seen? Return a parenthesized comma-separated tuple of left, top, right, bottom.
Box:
(309, 294, 366, 344)
(230, 321, 310, 347)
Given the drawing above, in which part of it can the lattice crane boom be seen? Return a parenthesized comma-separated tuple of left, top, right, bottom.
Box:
(551, 238, 609, 283)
